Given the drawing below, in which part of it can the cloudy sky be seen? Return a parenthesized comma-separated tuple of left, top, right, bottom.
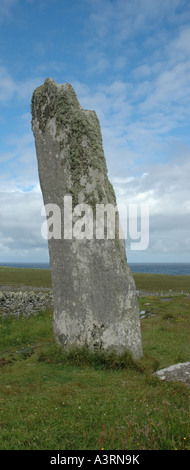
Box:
(0, 0, 190, 263)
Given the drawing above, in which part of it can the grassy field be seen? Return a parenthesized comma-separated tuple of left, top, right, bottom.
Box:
(0, 267, 189, 450)
(0, 265, 189, 293)
(0, 266, 52, 288)
(134, 272, 190, 293)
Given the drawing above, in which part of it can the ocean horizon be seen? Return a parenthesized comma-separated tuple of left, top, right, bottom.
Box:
(0, 261, 190, 276)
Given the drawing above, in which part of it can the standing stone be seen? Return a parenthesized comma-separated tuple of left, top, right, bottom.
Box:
(31, 78, 142, 359)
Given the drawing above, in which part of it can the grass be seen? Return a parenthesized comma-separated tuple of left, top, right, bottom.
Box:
(133, 272, 190, 293)
(0, 268, 189, 450)
(0, 266, 190, 292)
(0, 266, 52, 288)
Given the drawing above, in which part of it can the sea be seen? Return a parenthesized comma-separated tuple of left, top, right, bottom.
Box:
(0, 262, 190, 275)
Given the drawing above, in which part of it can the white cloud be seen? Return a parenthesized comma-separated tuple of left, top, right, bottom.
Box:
(0, 0, 190, 262)
(17, 77, 45, 100)
(0, 66, 44, 103)
(0, 130, 39, 193)
(168, 27, 190, 63)
(86, 0, 190, 46)
(0, 66, 17, 102)
(113, 156, 190, 213)
(111, 154, 190, 259)
(0, 189, 48, 261)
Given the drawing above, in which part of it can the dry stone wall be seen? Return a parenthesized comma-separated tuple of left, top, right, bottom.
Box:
(0, 287, 53, 317)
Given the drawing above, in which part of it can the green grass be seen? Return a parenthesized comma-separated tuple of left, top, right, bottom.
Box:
(0, 266, 190, 292)
(0, 266, 52, 288)
(0, 269, 189, 450)
(133, 272, 190, 293)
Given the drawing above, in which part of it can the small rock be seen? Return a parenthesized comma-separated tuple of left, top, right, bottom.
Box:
(154, 362, 190, 388)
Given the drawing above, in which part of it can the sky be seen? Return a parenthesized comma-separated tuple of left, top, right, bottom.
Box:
(0, 0, 190, 263)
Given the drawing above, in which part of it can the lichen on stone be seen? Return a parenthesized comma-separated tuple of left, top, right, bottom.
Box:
(31, 78, 142, 359)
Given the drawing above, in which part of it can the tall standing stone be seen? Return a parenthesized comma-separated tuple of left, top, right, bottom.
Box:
(31, 78, 142, 359)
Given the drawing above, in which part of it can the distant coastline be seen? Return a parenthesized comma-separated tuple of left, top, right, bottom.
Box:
(0, 262, 190, 275)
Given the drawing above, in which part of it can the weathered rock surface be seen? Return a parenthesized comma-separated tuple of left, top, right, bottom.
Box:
(154, 362, 190, 388)
(31, 78, 142, 359)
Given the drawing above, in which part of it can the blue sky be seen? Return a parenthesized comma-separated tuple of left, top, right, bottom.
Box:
(0, 0, 190, 263)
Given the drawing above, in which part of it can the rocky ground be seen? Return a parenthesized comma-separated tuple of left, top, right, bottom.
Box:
(0, 285, 53, 317)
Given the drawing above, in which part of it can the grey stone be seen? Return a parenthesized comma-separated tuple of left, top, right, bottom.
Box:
(154, 362, 190, 388)
(31, 78, 143, 359)
(0, 288, 53, 317)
